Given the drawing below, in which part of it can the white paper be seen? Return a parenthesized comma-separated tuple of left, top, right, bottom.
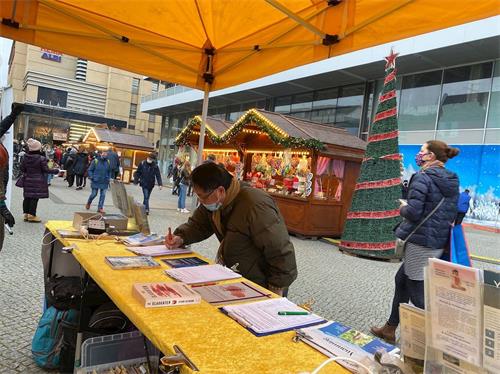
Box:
(400, 303, 426, 361)
(126, 245, 192, 257)
(165, 264, 241, 284)
(222, 297, 324, 335)
(427, 258, 483, 367)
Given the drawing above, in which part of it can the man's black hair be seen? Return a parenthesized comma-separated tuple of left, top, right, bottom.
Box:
(191, 162, 232, 192)
(465, 189, 470, 193)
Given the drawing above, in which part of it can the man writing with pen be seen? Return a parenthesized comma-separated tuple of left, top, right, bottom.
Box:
(165, 162, 298, 296)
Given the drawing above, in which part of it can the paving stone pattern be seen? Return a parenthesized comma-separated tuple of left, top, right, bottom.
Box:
(1, 178, 498, 372)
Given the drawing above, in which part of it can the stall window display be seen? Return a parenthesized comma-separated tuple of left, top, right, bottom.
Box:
(202, 150, 243, 178)
(246, 150, 312, 198)
(314, 157, 345, 201)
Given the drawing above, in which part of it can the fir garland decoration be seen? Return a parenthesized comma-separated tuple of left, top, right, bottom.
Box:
(174, 109, 325, 151)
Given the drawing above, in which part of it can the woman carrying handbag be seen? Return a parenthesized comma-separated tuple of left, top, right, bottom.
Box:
(370, 140, 460, 344)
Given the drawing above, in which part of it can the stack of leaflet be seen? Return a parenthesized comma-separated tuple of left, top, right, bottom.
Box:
(221, 298, 326, 336)
(165, 264, 241, 285)
(123, 233, 164, 247)
(296, 321, 399, 373)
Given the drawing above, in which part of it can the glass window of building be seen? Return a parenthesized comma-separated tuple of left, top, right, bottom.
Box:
(274, 96, 292, 113)
(255, 99, 267, 110)
(288, 111, 311, 120)
(291, 92, 313, 112)
(335, 84, 364, 135)
(151, 81, 159, 94)
(227, 104, 243, 121)
(398, 70, 443, 131)
(129, 103, 137, 118)
(437, 62, 493, 130)
(313, 88, 338, 109)
(131, 78, 140, 94)
(487, 60, 500, 128)
(148, 113, 155, 122)
(311, 108, 335, 124)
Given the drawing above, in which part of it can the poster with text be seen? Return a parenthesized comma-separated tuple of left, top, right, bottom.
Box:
(427, 258, 483, 367)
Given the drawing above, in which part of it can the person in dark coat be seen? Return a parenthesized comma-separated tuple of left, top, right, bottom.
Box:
(455, 189, 471, 225)
(0, 104, 24, 248)
(19, 138, 59, 222)
(165, 163, 298, 295)
(86, 150, 111, 213)
(171, 159, 180, 195)
(60, 147, 71, 168)
(63, 148, 77, 187)
(371, 140, 459, 344)
(73, 146, 89, 190)
(107, 147, 121, 179)
(134, 153, 163, 214)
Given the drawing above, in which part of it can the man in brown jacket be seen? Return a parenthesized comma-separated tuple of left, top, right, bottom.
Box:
(166, 163, 297, 296)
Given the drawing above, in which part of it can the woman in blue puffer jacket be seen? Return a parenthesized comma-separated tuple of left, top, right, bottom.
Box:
(371, 140, 460, 344)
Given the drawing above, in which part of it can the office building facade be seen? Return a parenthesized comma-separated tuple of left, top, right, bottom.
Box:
(7, 42, 163, 145)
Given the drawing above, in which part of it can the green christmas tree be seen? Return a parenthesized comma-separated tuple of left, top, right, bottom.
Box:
(340, 50, 403, 259)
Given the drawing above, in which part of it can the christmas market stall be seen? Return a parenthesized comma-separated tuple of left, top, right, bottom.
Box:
(83, 127, 154, 183)
(176, 109, 366, 237)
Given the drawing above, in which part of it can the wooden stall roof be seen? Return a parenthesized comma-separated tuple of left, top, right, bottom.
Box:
(176, 109, 367, 152)
(257, 110, 367, 151)
(84, 128, 154, 151)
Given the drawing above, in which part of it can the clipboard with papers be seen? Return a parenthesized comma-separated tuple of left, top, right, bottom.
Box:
(220, 298, 326, 337)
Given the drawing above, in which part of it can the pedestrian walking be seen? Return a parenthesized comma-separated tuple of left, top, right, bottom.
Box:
(61, 147, 71, 168)
(107, 147, 121, 179)
(172, 159, 181, 196)
(177, 160, 191, 213)
(73, 145, 89, 190)
(54, 145, 63, 165)
(19, 138, 59, 222)
(455, 189, 471, 225)
(86, 150, 111, 213)
(46, 157, 58, 186)
(370, 140, 459, 344)
(0, 103, 23, 249)
(64, 148, 77, 187)
(165, 162, 298, 294)
(134, 153, 163, 215)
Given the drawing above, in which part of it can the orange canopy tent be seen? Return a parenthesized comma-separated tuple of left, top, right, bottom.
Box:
(1, 0, 498, 161)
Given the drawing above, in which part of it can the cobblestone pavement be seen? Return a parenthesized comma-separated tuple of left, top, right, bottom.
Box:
(1, 178, 498, 373)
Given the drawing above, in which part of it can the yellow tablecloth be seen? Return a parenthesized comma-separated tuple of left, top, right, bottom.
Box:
(46, 221, 348, 374)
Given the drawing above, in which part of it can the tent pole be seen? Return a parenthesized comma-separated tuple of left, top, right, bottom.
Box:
(190, 83, 210, 211)
(197, 83, 210, 166)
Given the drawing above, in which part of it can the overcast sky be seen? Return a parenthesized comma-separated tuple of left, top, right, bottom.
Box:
(0, 37, 13, 87)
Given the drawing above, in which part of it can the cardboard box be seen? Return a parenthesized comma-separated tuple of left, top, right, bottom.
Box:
(73, 212, 102, 230)
(102, 214, 128, 230)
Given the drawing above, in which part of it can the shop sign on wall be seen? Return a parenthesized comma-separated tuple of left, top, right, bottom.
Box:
(41, 48, 62, 62)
